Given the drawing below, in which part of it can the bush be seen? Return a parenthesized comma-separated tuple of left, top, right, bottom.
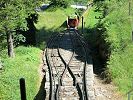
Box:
(50, 0, 71, 8)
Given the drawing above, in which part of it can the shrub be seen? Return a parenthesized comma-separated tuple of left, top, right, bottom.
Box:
(50, 0, 71, 8)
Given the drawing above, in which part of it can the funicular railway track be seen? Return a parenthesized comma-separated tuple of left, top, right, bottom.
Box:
(45, 29, 92, 100)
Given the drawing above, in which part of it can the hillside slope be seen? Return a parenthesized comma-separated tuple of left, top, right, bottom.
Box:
(83, 0, 133, 97)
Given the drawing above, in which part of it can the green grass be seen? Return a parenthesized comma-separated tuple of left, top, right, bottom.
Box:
(81, 6, 101, 28)
(81, 6, 103, 45)
(108, 43, 133, 93)
(104, 0, 133, 94)
(0, 46, 41, 100)
(35, 8, 76, 30)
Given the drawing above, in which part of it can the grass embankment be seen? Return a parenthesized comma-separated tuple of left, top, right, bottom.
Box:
(103, 1, 133, 94)
(83, 0, 133, 96)
(0, 46, 41, 100)
(80, 7, 100, 28)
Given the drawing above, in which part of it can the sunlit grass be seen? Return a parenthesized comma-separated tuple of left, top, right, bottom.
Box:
(35, 8, 76, 30)
(0, 46, 41, 100)
(35, 7, 76, 49)
(81, 6, 101, 28)
(109, 44, 133, 93)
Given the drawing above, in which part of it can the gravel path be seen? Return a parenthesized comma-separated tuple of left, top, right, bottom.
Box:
(94, 75, 124, 100)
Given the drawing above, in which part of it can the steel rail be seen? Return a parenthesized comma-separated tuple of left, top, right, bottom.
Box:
(45, 33, 59, 100)
(56, 30, 82, 100)
(74, 29, 89, 100)
(55, 32, 68, 100)
(46, 32, 66, 100)
(55, 32, 67, 100)
(68, 30, 84, 100)
(56, 30, 84, 100)
(50, 38, 61, 99)
(45, 29, 90, 100)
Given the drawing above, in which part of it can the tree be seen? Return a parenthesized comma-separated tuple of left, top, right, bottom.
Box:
(50, 0, 70, 8)
(0, 0, 43, 58)
(0, 0, 26, 57)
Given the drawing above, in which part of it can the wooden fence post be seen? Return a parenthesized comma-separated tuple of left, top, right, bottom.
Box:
(20, 78, 27, 100)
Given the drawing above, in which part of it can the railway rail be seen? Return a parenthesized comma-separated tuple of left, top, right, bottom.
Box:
(44, 29, 94, 100)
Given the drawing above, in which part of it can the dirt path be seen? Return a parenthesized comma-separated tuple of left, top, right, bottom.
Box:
(94, 74, 125, 100)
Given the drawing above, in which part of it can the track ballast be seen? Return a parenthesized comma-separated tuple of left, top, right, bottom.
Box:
(44, 29, 94, 100)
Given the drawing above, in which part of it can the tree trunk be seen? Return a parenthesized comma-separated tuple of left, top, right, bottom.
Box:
(7, 32, 15, 58)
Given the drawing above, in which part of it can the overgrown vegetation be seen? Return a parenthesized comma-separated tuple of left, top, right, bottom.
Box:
(83, 0, 133, 95)
(104, 0, 133, 93)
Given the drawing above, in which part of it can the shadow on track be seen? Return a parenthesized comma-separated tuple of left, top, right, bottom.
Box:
(34, 76, 46, 100)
